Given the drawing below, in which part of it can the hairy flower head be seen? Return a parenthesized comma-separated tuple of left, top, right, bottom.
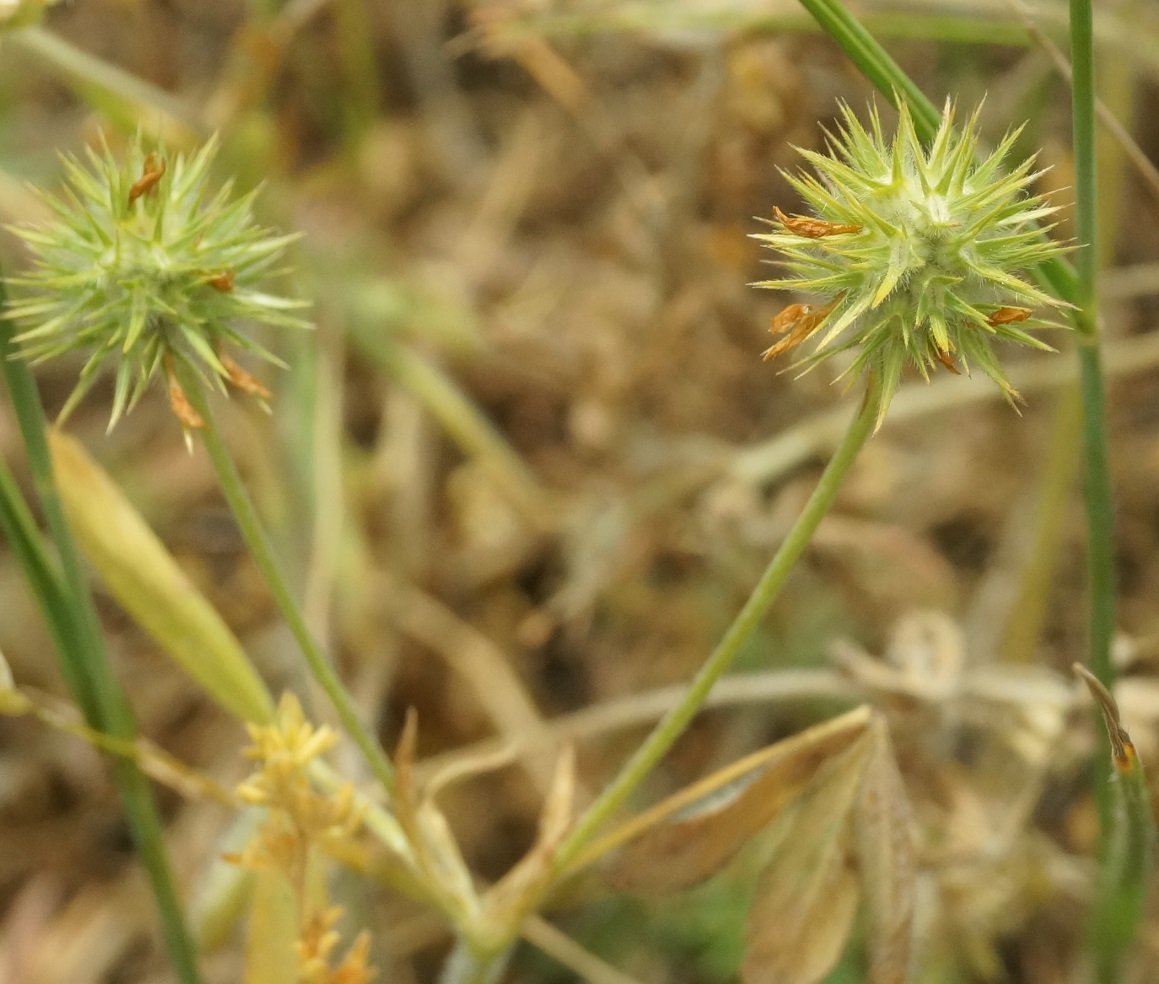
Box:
(753, 100, 1069, 426)
(4, 134, 308, 430)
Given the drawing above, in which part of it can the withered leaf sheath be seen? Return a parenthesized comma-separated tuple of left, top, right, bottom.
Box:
(5, 134, 309, 429)
(753, 99, 1070, 428)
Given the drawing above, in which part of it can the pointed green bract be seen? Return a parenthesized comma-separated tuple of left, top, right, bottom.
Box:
(753, 99, 1070, 427)
(4, 134, 309, 429)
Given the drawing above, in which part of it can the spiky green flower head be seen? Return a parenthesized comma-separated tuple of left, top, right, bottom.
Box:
(4, 133, 309, 431)
(752, 99, 1069, 427)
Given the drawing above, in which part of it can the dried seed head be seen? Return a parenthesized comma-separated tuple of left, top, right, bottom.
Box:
(4, 133, 309, 431)
(753, 99, 1070, 427)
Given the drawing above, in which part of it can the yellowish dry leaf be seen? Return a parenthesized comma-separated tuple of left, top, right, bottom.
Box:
(605, 707, 872, 893)
(741, 736, 873, 984)
(600, 706, 915, 984)
(48, 430, 274, 724)
(856, 719, 915, 984)
(746, 866, 860, 984)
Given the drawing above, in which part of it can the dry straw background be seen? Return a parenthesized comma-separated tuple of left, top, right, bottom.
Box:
(3, 1, 1159, 982)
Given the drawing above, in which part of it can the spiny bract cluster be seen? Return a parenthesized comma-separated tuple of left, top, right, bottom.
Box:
(753, 100, 1069, 426)
(5, 134, 308, 429)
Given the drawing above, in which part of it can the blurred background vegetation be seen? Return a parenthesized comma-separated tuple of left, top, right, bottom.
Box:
(2, 1, 1159, 981)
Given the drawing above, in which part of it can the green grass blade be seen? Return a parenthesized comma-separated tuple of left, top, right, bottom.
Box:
(798, 0, 1123, 973)
(1074, 665, 1156, 981)
(0, 273, 204, 984)
(1067, 0, 1136, 977)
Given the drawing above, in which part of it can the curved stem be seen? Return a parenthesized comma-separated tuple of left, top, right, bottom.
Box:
(553, 380, 881, 870)
(178, 372, 396, 796)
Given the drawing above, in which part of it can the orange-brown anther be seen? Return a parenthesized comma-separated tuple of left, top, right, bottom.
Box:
(986, 306, 1031, 326)
(935, 349, 961, 375)
(762, 297, 840, 360)
(165, 360, 205, 430)
(128, 153, 167, 207)
(773, 206, 862, 239)
(220, 350, 272, 400)
(207, 271, 236, 292)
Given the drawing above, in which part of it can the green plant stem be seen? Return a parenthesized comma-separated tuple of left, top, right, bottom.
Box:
(1067, 0, 1144, 976)
(1071, 0, 1099, 328)
(793, 0, 1126, 963)
(1074, 665, 1155, 983)
(553, 379, 881, 871)
(1091, 742, 1155, 984)
(177, 371, 396, 796)
(1079, 348, 1114, 694)
(0, 281, 203, 984)
(1069, 0, 1116, 843)
(1068, 0, 1114, 687)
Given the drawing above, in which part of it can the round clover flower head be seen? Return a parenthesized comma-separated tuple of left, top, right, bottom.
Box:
(5, 133, 309, 432)
(752, 99, 1070, 428)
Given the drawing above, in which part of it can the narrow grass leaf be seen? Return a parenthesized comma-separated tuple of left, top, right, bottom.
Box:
(1074, 664, 1156, 981)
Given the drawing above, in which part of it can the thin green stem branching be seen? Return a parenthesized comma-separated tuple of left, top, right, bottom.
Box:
(553, 378, 882, 870)
(176, 368, 397, 797)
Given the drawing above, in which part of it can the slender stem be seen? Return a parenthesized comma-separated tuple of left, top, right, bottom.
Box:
(177, 371, 396, 796)
(553, 380, 880, 870)
(1074, 665, 1155, 984)
(1071, 0, 1099, 329)
(0, 279, 203, 984)
(1068, 0, 1115, 696)
(1079, 348, 1114, 694)
(1068, 0, 1138, 976)
(1069, 0, 1116, 824)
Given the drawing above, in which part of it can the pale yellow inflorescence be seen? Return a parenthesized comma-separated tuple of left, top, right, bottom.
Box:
(232, 693, 374, 984)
